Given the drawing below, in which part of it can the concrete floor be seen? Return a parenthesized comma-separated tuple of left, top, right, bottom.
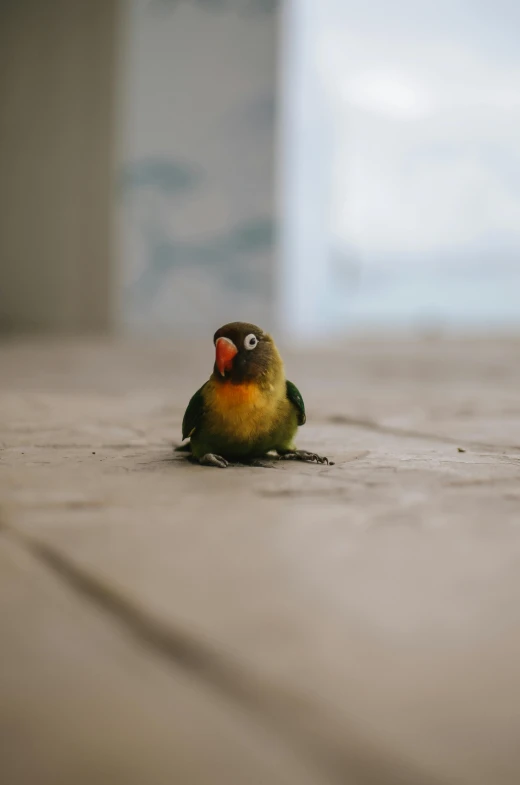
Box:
(1, 336, 520, 785)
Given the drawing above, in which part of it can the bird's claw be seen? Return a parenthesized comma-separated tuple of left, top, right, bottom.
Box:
(279, 450, 334, 465)
(199, 453, 229, 469)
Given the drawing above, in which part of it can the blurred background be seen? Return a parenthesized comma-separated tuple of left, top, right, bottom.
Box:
(1, 0, 519, 341)
(2, 7, 520, 784)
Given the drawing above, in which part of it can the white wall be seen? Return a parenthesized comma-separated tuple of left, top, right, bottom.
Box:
(282, 0, 520, 337)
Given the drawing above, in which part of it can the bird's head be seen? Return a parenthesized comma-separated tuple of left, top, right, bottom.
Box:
(212, 322, 280, 385)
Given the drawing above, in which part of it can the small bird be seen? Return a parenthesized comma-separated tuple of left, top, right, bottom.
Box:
(178, 322, 333, 468)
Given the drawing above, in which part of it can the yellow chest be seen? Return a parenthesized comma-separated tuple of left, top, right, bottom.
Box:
(205, 380, 281, 441)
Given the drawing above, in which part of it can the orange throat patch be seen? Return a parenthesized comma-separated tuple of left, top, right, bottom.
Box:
(211, 380, 263, 408)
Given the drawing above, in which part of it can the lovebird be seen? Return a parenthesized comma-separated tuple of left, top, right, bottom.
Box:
(178, 321, 333, 468)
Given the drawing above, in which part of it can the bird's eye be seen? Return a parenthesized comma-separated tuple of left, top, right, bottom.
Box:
(244, 333, 258, 351)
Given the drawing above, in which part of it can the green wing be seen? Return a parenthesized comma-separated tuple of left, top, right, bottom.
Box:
(182, 383, 207, 440)
(286, 380, 306, 426)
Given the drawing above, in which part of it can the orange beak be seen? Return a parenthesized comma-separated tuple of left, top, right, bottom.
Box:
(215, 336, 238, 376)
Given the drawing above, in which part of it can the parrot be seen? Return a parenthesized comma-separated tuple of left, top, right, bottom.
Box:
(177, 321, 333, 468)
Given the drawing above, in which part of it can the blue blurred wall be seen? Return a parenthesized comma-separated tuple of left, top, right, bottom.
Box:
(118, 0, 278, 336)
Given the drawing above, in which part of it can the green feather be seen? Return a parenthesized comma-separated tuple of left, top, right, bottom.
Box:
(181, 383, 207, 441)
(286, 380, 306, 426)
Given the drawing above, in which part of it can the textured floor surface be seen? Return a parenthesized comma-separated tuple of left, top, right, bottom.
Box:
(1, 336, 520, 785)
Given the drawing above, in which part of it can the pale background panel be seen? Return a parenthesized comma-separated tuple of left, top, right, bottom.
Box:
(118, 0, 278, 336)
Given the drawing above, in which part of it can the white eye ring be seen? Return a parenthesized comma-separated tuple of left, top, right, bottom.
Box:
(244, 333, 258, 350)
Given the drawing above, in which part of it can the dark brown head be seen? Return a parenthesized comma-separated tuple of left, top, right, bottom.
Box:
(212, 322, 281, 385)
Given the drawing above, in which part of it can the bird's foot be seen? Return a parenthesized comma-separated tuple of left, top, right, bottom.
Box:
(278, 450, 334, 466)
(199, 453, 229, 469)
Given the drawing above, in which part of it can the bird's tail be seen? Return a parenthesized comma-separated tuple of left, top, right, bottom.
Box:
(174, 441, 191, 453)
